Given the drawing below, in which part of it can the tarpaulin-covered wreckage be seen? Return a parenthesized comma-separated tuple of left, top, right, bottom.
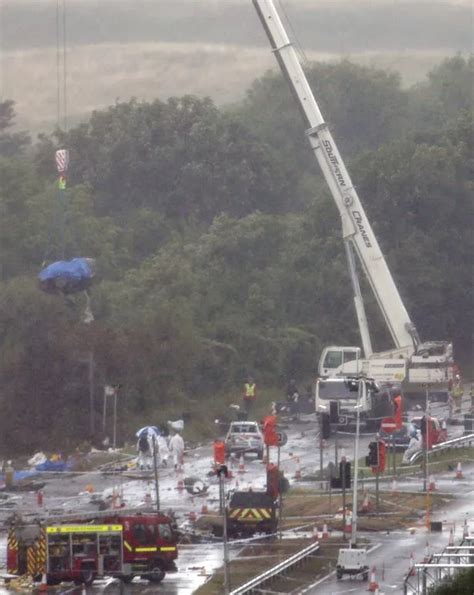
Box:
(38, 258, 96, 295)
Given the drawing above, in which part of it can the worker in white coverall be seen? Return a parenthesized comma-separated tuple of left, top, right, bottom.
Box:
(403, 425, 422, 464)
(137, 433, 153, 470)
(169, 432, 185, 471)
(157, 434, 170, 467)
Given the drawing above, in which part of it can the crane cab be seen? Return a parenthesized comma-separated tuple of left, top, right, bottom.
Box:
(318, 346, 362, 378)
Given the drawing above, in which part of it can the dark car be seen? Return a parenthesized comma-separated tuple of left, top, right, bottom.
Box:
(379, 422, 417, 450)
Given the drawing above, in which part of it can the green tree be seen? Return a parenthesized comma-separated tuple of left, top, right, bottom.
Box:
(0, 100, 30, 157)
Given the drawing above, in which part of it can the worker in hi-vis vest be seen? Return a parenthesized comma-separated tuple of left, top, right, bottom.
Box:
(243, 377, 256, 414)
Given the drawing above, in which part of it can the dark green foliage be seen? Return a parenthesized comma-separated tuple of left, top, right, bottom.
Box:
(0, 100, 30, 157)
(0, 56, 472, 454)
(429, 567, 474, 594)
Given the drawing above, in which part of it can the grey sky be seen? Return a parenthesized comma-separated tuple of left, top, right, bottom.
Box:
(1, 0, 472, 132)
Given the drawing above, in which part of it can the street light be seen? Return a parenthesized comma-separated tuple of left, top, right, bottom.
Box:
(350, 383, 363, 546)
(217, 465, 230, 594)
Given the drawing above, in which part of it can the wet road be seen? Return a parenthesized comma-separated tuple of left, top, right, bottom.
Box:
(0, 392, 471, 593)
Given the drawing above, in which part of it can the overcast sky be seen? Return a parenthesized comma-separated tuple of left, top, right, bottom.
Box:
(1, 0, 471, 132)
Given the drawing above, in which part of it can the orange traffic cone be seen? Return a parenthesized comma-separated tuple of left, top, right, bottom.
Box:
(322, 522, 329, 540)
(312, 525, 319, 540)
(36, 489, 44, 508)
(391, 477, 398, 496)
(189, 498, 197, 522)
(112, 489, 121, 509)
(344, 511, 352, 534)
(456, 462, 463, 479)
(428, 475, 436, 492)
(201, 502, 209, 514)
(177, 478, 184, 493)
(408, 552, 416, 576)
(238, 454, 245, 474)
(368, 566, 379, 592)
(448, 528, 454, 546)
(144, 491, 152, 507)
(39, 573, 48, 592)
(294, 457, 302, 480)
(361, 490, 371, 512)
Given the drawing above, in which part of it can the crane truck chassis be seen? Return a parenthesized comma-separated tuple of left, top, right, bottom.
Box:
(6, 512, 178, 586)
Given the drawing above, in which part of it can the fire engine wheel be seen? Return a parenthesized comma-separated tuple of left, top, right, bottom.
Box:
(147, 560, 166, 583)
(46, 576, 61, 586)
(76, 568, 95, 587)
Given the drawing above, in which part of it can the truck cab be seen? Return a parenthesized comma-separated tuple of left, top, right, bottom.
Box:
(113, 514, 177, 584)
(315, 377, 391, 430)
(319, 347, 362, 377)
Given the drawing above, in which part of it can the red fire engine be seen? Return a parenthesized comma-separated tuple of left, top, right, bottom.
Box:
(7, 511, 177, 586)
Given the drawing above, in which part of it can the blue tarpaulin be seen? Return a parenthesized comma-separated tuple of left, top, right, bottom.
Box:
(39, 258, 95, 294)
(35, 460, 70, 472)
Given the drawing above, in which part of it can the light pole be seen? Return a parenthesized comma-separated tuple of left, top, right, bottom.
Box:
(217, 465, 230, 594)
(152, 435, 160, 514)
(350, 380, 362, 546)
(112, 388, 118, 451)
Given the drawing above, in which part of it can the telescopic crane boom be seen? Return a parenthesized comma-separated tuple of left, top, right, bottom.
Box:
(252, 0, 420, 355)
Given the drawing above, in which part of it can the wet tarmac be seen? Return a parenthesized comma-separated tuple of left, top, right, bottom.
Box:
(0, 392, 471, 593)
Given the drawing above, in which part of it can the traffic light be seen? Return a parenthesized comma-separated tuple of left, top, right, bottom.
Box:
(366, 440, 386, 473)
(216, 464, 228, 478)
(366, 441, 379, 467)
(377, 440, 386, 472)
(329, 401, 339, 423)
(339, 460, 351, 489)
(321, 413, 331, 439)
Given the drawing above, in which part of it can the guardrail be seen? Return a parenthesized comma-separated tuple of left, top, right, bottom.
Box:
(229, 540, 320, 594)
(408, 433, 474, 464)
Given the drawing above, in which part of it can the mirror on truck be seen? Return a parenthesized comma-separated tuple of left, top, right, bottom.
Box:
(344, 379, 359, 392)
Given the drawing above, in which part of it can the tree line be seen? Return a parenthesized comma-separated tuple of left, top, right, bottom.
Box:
(0, 55, 472, 455)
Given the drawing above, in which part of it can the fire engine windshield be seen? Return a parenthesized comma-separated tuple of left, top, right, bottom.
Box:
(317, 381, 359, 400)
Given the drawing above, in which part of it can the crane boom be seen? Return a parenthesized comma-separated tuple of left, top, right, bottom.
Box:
(252, 0, 419, 351)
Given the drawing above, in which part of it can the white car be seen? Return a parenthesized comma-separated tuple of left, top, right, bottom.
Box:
(224, 421, 265, 459)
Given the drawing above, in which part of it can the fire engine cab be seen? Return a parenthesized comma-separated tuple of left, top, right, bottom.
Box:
(7, 512, 177, 586)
